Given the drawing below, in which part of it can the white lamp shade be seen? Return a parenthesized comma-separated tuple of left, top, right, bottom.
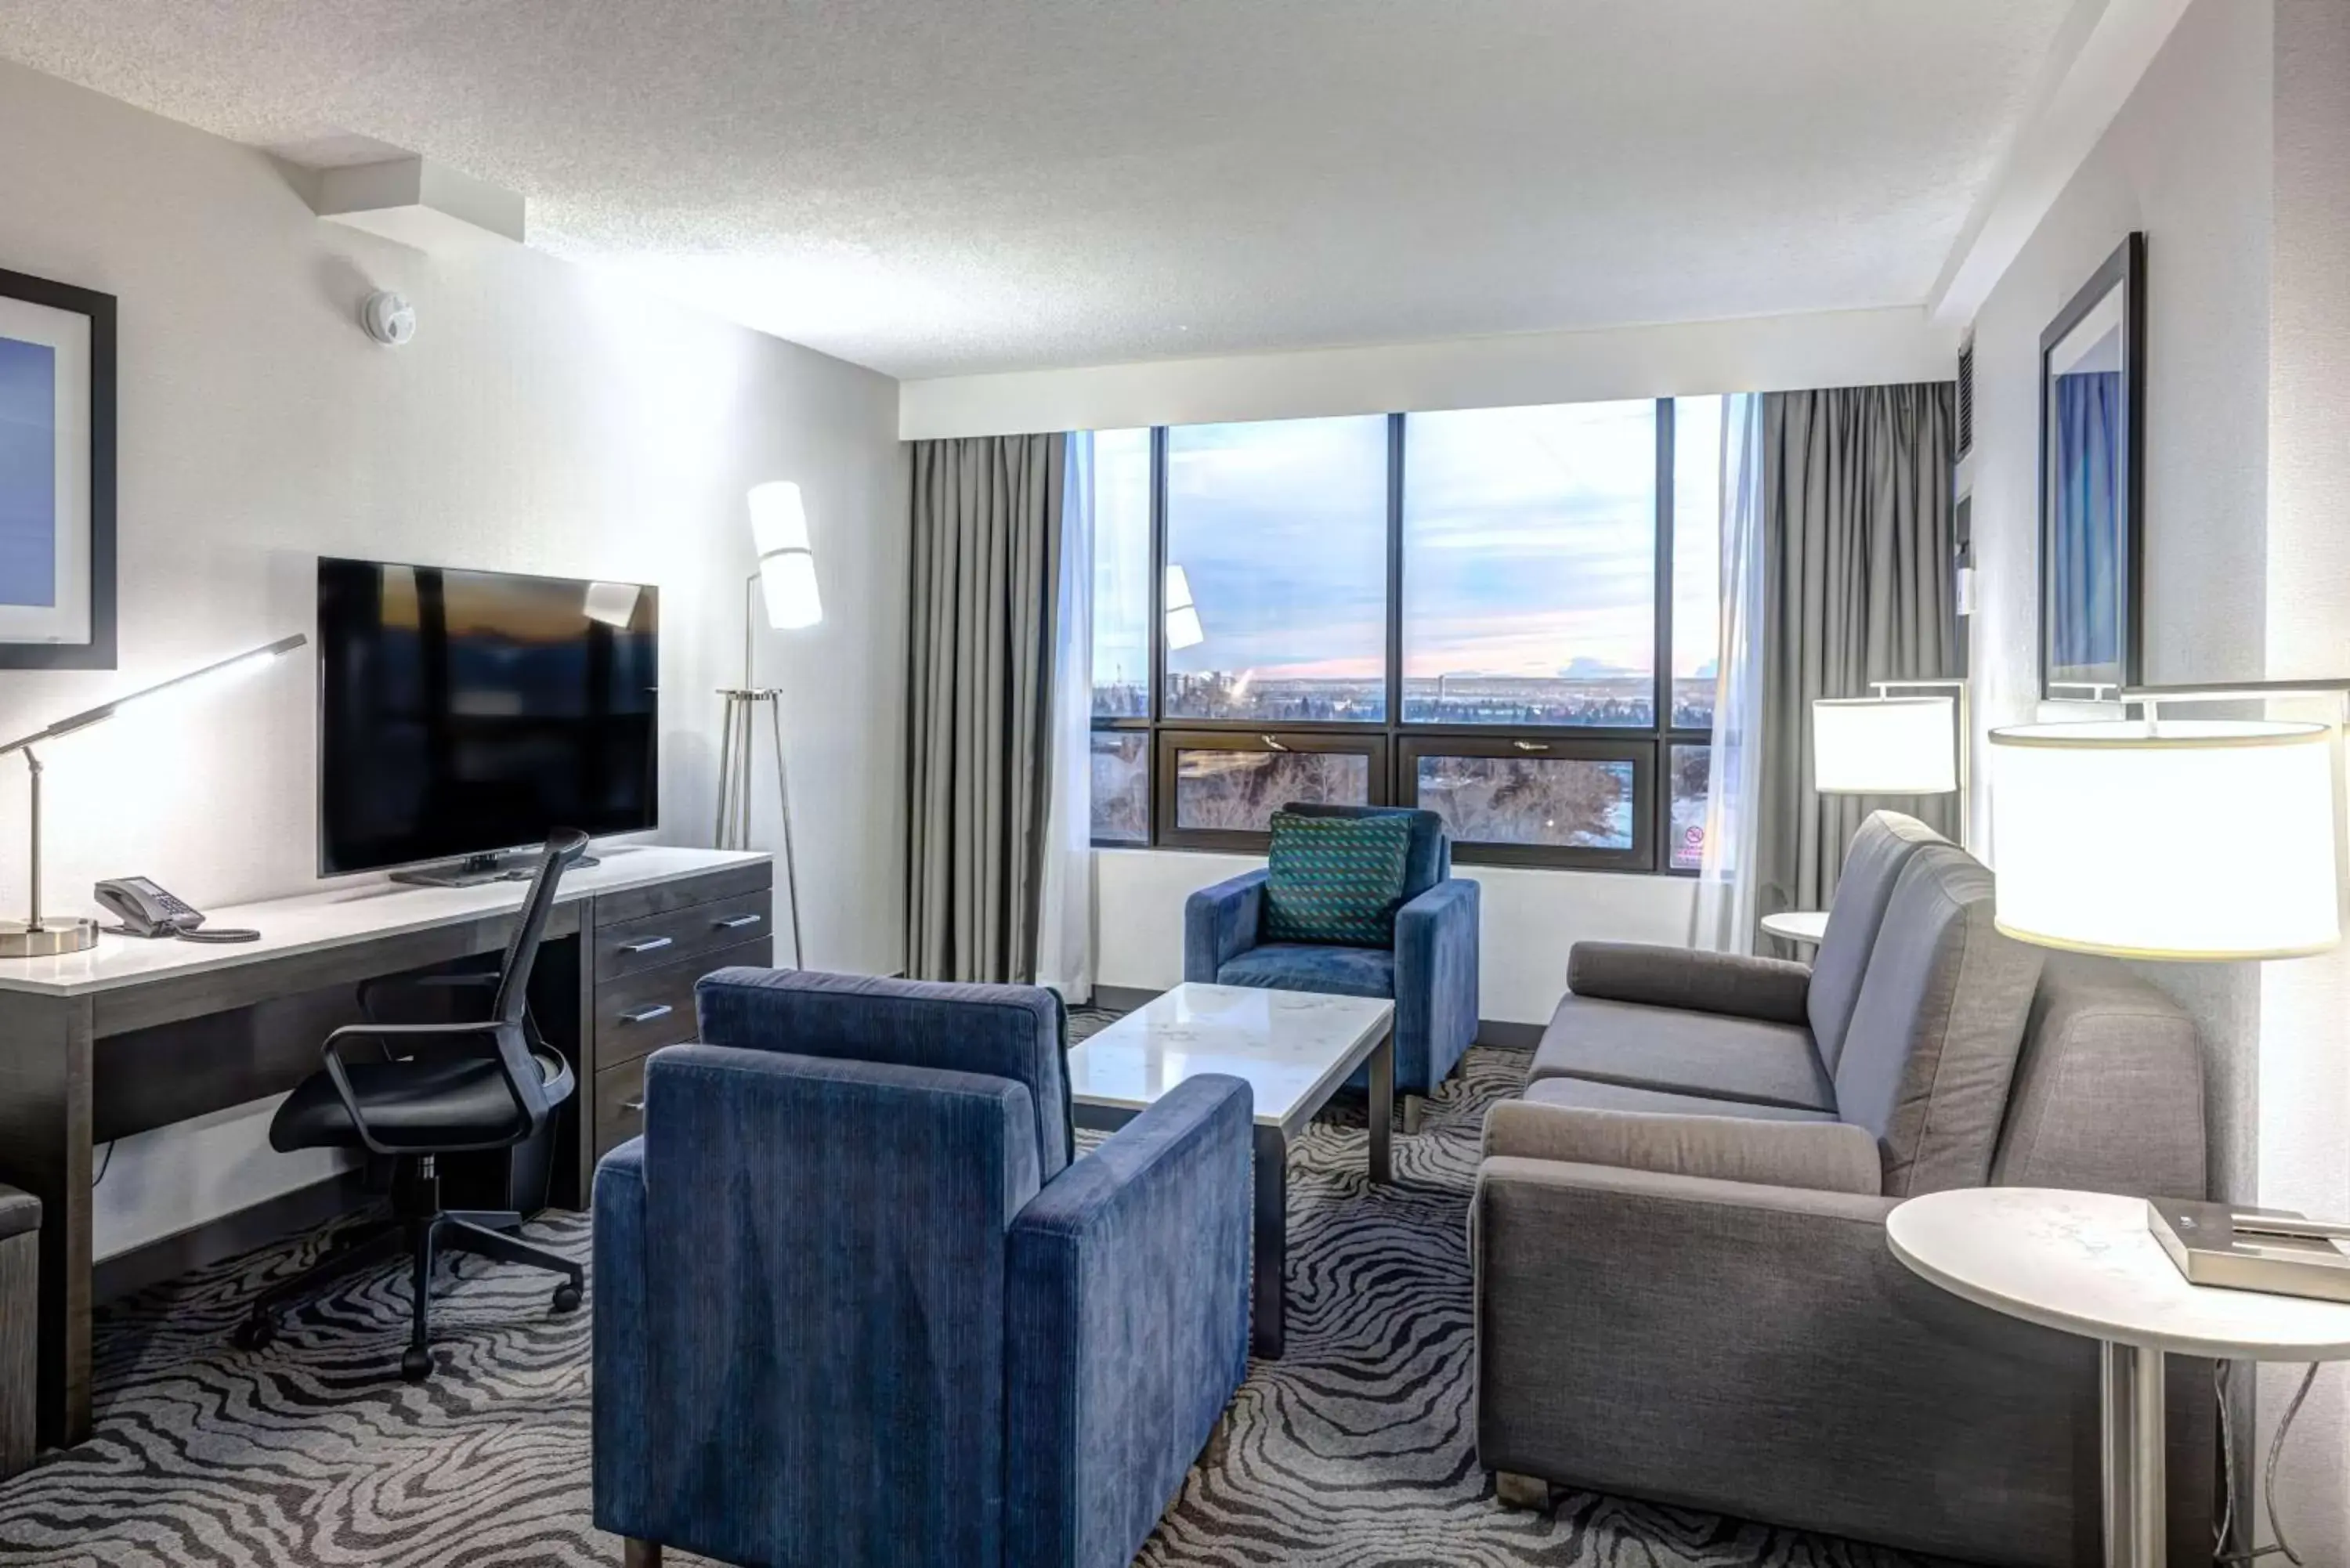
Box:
(748, 481, 821, 629)
(1812, 696, 1958, 794)
(1990, 719, 2341, 960)
(758, 548, 823, 630)
(1165, 563, 1204, 650)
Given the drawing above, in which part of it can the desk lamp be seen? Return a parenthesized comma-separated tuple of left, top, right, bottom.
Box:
(0, 633, 306, 957)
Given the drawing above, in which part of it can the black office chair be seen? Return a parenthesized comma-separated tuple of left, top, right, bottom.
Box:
(234, 829, 590, 1381)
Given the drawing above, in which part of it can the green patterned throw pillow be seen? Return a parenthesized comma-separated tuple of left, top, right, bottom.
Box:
(1260, 811, 1414, 947)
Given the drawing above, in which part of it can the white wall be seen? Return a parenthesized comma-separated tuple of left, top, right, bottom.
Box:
(901, 306, 1957, 439)
(1096, 848, 1697, 1029)
(0, 60, 909, 1258)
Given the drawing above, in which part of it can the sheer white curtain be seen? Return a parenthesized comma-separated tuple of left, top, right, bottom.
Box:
(1693, 393, 1766, 953)
(1036, 432, 1097, 1003)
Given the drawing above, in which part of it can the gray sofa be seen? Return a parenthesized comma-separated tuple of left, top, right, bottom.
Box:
(1473, 812, 2212, 1566)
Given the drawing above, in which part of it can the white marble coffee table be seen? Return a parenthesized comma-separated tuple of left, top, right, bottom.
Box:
(1889, 1187, 2350, 1567)
(1067, 983, 1397, 1358)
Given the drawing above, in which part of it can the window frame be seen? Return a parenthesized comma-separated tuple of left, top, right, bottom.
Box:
(1089, 403, 1716, 875)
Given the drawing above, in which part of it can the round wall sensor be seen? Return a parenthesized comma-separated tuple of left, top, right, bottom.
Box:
(360, 291, 417, 346)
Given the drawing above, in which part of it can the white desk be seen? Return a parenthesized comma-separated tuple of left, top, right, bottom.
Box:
(0, 844, 772, 1451)
(1889, 1187, 2350, 1567)
(1067, 983, 1395, 1359)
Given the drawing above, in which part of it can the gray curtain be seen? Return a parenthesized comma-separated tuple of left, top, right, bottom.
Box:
(1754, 383, 1959, 920)
(905, 434, 1066, 984)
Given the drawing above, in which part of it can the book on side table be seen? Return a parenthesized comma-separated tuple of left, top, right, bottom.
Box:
(2148, 1198, 2350, 1302)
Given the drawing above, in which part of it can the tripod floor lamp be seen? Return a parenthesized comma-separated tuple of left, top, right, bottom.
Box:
(714, 481, 816, 968)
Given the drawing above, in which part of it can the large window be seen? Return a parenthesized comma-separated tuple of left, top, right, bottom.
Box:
(1089, 399, 1725, 873)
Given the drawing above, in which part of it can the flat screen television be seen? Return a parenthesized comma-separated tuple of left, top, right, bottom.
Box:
(316, 556, 659, 876)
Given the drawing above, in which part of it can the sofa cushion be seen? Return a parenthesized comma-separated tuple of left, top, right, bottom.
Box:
(1832, 845, 2044, 1198)
(1218, 941, 1395, 999)
(1260, 810, 1414, 947)
(1807, 811, 1946, 1071)
(1278, 803, 1449, 902)
(1567, 942, 1810, 1026)
(1521, 1076, 1839, 1123)
(1528, 992, 1835, 1112)
(1481, 1100, 1882, 1194)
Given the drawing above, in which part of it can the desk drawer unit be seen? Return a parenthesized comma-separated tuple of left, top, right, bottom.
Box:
(584, 862, 775, 1167)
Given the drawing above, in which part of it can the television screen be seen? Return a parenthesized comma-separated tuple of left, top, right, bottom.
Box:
(316, 557, 659, 875)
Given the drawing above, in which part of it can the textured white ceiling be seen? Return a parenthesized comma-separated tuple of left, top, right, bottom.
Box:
(0, 1, 2071, 378)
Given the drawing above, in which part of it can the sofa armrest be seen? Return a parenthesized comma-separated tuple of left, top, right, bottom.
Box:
(590, 1137, 654, 1538)
(1185, 870, 1269, 981)
(1007, 1074, 1254, 1568)
(1394, 877, 1480, 1088)
(1567, 940, 1811, 1025)
(1483, 1099, 1881, 1195)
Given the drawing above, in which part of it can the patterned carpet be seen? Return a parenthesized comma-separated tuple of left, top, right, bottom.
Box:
(0, 1032, 1937, 1567)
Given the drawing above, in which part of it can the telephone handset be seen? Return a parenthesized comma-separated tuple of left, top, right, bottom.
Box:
(93, 878, 260, 944)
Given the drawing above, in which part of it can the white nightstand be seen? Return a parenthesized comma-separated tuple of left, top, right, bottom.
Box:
(1758, 909, 1829, 948)
(1889, 1187, 2350, 1567)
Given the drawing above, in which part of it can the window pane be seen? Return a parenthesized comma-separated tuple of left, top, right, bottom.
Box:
(1672, 396, 1724, 731)
(1401, 402, 1656, 726)
(1090, 731, 1148, 844)
(1090, 428, 1152, 718)
(1669, 743, 1711, 871)
(1174, 748, 1370, 833)
(1164, 417, 1389, 721)
(1414, 753, 1634, 850)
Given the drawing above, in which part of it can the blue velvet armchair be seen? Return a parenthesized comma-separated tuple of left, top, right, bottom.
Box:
(592, 969, 1255, 1568)
(1184, 804, 1479, 1129)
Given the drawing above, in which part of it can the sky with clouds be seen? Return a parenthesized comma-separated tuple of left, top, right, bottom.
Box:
(1090, 397, 1723, 694)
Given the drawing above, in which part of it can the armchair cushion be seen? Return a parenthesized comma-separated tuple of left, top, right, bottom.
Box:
(1184, 870, 1267, 982)
(1529, 993, 1835, 1112)
(1483, 1100, 1882, 1195)
(1567, 941, 1811, 1026)
(1218, 941, 1394, 999)
(696, 966, 1076, 1178)
(1260, 810, 1413, 946)
(1277, 803, 1449, 901)
(1007, 1075, 1253, 1568)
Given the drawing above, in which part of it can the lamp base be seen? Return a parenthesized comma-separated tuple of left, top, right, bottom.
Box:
(0, 917, 100, 957)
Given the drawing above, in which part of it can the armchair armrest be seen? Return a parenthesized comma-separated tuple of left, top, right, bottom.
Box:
(1567, 940, 1811, 1025)
(590, 1138, 653, 1538)
(1007, 1074, 1253, 1568)
(1483, 1099, 1880, 1195)
(1395, 876, 1480, 1089)
(1184, 870, 1268, 981)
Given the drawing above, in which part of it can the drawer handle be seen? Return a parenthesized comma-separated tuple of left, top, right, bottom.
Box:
(619, 1003, 674, 1025)
(714, 912, 764, 930)
(620, 936, 675, 955)
(620, 1098, 645, 1115)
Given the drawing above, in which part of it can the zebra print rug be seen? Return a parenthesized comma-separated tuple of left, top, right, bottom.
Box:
(0, 1038, 1936, 1567)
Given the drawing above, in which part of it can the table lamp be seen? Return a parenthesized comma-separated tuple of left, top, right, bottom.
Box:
(1813, 678, 1968, 846)
(0, 632, 307, 957)
(1989, 704, 2350, 1295)
(714, 482, 813, 967)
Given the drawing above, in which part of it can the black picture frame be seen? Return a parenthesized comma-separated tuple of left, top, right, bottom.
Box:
(0, 265, 116, 670)
(2037, 232, 2145, 701)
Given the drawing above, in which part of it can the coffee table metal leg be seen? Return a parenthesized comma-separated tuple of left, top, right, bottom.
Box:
(1252, 1123, 1287, 1359)
(2100, 1339, 2165, 1568)
(1367, 1028, 1393, 1183)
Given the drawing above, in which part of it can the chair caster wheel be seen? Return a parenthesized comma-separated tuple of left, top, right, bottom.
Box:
(232, 1316, 276, 1351)
(551, 1281, 582, 1313)
(400, 1347, 434, 1382)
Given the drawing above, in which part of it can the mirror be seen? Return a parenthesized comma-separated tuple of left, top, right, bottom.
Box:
(2039, 233, 2145, 702)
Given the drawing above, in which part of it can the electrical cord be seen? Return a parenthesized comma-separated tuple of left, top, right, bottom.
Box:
(92, 1140, 114, 1187)
(2215, 1357, 2319, 1565)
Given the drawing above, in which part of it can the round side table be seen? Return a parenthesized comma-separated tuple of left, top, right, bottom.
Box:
(1758, 909, 1828, 949)
(1888, 1187, 2350, 1568)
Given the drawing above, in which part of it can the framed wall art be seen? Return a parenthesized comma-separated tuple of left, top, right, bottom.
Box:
(0, 266, 115, 670)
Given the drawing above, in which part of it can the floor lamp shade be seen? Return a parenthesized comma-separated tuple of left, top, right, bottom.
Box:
(749, 481, 822, 630)
(1813, 696, 1958, 794)
(1989, 719, 2341, 960)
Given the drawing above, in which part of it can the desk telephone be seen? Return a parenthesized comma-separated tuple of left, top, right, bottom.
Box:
(93, 877, 261, 944)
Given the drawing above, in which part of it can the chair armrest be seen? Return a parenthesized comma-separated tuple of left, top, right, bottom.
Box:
(1482, 1099, 1881, 1195)
(1567, 941, 1811, 1025)
(320, 1020, 542, 1155)
(590, 1138, 656, 1539)
(1184, 870, 1269, 981)
(1007, 1074, 1254, 1568)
